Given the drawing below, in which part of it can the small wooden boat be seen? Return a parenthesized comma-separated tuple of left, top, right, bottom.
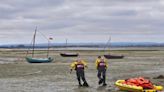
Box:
(60, 53, 79, 57)
(115, 80, 163, 92)
(104, 54, 124, 59)
(25, 27, 53, 63)
(26, 57, 53, 63)
(60, 39, 79, 57)
(103, 37, 124, 59)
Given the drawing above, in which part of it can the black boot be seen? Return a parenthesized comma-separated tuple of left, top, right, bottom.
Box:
(98, 78, 103, 85)
(78, 81, 82, 87)
(78, 78, 82, 87)
(102, 75, 107, 86)
(102, 83, 107, 86)
(79, 84, 82, 87)
(83, 82, 89, 87)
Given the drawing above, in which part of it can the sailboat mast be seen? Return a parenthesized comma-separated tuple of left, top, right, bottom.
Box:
(108, 36, 111, 54)
(32, 27, 37, 57)
(47, 40, 50, 58)
(104, 36, 111, 54)
(66, 38, 68, 48)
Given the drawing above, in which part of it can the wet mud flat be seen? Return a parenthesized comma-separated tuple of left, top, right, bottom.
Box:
(0, 48, 164, 92)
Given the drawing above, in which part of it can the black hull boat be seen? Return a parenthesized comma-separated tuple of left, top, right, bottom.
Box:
(104, 54, 124, 59)
(60, 53, 79, 57)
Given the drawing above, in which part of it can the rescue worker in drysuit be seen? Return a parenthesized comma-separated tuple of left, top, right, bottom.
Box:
(95, 56, 108, 86)
(70, 59, 89, 87)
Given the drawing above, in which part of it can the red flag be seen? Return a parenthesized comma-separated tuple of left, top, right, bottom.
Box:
(49, 37, 53, 40)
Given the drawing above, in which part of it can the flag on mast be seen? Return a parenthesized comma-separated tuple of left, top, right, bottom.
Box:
(49, 37, 53, 40)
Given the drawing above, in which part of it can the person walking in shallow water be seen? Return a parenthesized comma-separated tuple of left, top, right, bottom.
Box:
(95, 56, 108, 86)
(70, 58, 89, 87)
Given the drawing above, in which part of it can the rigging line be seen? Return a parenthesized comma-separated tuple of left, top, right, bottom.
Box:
(37, 31, 49, 41)
(37, 30, 53, 58)
(38, 31, 52, 46)
(103, 36, 111, 52)
(38, 31, 52, 45)
(26, 37, 34, 57)
(26, 29, 37, 57)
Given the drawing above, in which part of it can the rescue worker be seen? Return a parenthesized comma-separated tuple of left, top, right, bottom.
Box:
(95, 56, 108, 86)
(70, 58, 89, 87)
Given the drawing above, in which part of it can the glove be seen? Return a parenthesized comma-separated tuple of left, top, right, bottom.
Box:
(85, 66, 88, 68)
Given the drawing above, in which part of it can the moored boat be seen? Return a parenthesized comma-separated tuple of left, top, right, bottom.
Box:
(60, 39, 79, 57)
(25, 27, 53, 63)
(103, 37, 124, 59)
(60, 53, 79, 57)
(104, 54, 124, 59)
(26, 57, 53, 63)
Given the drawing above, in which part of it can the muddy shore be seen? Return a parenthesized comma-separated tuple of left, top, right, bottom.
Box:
(0, 48, 164, 92)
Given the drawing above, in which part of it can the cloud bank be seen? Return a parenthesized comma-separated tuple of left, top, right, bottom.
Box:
(0, 0, 164, 44)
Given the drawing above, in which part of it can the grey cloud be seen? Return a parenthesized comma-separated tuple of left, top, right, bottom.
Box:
(0, 0, 164, 44)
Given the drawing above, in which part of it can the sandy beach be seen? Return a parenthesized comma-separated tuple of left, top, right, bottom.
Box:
(0, 48, 164, 92)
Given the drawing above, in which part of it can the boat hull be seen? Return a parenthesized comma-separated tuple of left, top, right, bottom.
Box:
(115, 80, 163, 92)
(104, 54, 124, 59)
(26, 57, 53, 63)
(60, 53, 79, 57)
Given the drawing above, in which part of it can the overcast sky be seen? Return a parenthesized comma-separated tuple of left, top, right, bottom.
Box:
(0, 0, 164, 45)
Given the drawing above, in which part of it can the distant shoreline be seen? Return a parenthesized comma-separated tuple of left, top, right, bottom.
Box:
(1, 42, 164, 49)
(0, 47, 164, 51)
